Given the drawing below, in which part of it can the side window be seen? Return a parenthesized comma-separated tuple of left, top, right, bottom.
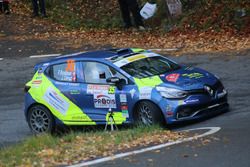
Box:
(83, 62, 112, 84)
(48, 60, 77, 82)
(82, 62, 128, 84)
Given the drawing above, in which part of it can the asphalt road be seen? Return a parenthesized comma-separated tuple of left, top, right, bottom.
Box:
(0, 49, 250, 167)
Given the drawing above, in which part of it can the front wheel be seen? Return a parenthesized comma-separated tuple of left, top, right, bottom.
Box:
(135, 101, 164, 126)
(27, 105, 55, 134)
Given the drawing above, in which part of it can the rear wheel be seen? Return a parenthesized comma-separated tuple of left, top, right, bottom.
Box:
(27, 105, 55, 134)
(135, 101, 164, 126)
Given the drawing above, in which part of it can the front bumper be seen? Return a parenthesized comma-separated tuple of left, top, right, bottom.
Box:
(176, 101, 229, 121)
(159, 93, 229, 124)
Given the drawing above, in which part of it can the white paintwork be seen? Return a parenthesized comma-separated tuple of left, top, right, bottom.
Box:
(29, 54, 61, 58)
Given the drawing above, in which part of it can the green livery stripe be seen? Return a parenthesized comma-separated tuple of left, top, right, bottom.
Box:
(106, 112, 126, 125)
(28, 72, 96, 125)
(134, 76, 163, 89)
(62, 121, 97, 125)
(131, 48, 145, 53)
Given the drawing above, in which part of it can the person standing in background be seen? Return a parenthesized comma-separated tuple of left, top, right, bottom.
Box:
(118, 0, 145, 30)
(0, 0, 10, 15)
(31, 0, 47, 18)
(0, 0, 3, 13)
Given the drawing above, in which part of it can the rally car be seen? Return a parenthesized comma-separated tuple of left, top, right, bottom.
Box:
(24, 48, 229, 133)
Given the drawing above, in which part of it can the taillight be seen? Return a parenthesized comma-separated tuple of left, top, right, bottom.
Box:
(24, 85, 31, 93)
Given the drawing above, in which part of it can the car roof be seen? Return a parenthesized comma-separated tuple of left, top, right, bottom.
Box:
(54, 48, 144, 61)
(34, 48, 147, 71)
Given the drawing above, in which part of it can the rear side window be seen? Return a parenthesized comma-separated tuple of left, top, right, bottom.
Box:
(47, 60, 77, 82)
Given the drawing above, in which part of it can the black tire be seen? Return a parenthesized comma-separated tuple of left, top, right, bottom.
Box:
(27, 105, 55, 134)
(134, 101, 164, 126)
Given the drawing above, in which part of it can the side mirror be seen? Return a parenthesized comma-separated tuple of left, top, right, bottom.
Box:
(106, 77, 125, 90)
(106, 77, 120, 83)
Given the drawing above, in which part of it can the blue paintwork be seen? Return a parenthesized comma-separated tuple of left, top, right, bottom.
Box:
(25, 48, 229, 125)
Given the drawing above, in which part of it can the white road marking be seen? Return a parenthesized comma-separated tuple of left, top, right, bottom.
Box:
(149, 48, 179, 52)
(57, 51, 86, 58)
(0, 58, 3, 61)
(69, 127, 221, 167)
(29, 54, 61, 58)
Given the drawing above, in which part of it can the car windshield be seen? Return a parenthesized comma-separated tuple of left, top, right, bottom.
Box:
(121, 56, 180, 79)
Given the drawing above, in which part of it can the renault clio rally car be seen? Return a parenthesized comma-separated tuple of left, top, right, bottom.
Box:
(24, 48, 229, 133)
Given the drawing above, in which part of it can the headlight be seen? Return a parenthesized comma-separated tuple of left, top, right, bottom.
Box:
(156, 86, 187, 99)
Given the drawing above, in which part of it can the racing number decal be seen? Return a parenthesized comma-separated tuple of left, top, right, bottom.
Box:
(108, 86, 115, 94)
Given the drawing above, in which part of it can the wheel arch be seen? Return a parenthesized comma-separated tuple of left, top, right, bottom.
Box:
(132, 99, 165, 123)
(26, 102, 53, 119)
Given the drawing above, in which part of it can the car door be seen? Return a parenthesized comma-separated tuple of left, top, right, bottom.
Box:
(47, 60, 83, 100)
(79, 61, 135, 123)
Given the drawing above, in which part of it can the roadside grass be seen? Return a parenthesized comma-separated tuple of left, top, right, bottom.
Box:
(0, 125, 183, 166)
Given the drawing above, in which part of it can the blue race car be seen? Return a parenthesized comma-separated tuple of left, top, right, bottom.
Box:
(24, 48, 229, 133)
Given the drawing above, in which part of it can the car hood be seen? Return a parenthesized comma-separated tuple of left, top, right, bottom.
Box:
(157, 66, 218, 90)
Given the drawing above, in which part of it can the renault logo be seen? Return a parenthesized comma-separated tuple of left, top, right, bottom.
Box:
(204, 85, 214, 96)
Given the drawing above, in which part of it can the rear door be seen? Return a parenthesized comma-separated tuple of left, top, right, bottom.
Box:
(46, 60, 83, 111)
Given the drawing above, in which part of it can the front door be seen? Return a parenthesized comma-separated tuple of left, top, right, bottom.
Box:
(79, 61, 132, 123)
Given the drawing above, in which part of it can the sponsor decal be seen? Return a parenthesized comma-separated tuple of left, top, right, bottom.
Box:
(70, 90, 81, 95)
(121, 105, 129, 118)
(94, 93, 116, 108)
(121, 102, 127, 106)
(57, 70, 75, 82)
(71, 115, 89, 120)
(55, 82, 80, 86)
(35, 75, 42, 80)
(114, 53, 158, 67)
(32, 80, 42, 85)
(127, 54, 146, 62)
(130, 88, 136, 99)
(44, 87, 69, 115)
(139, 87, 152, 99)
(182, 73, 204, 79)
(121, 105, 128, 110)
(120, 94, 127, 103)
(87, 84, 110, 94)
(184, 99, 200, 103)
(166, 73, 180, 82)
